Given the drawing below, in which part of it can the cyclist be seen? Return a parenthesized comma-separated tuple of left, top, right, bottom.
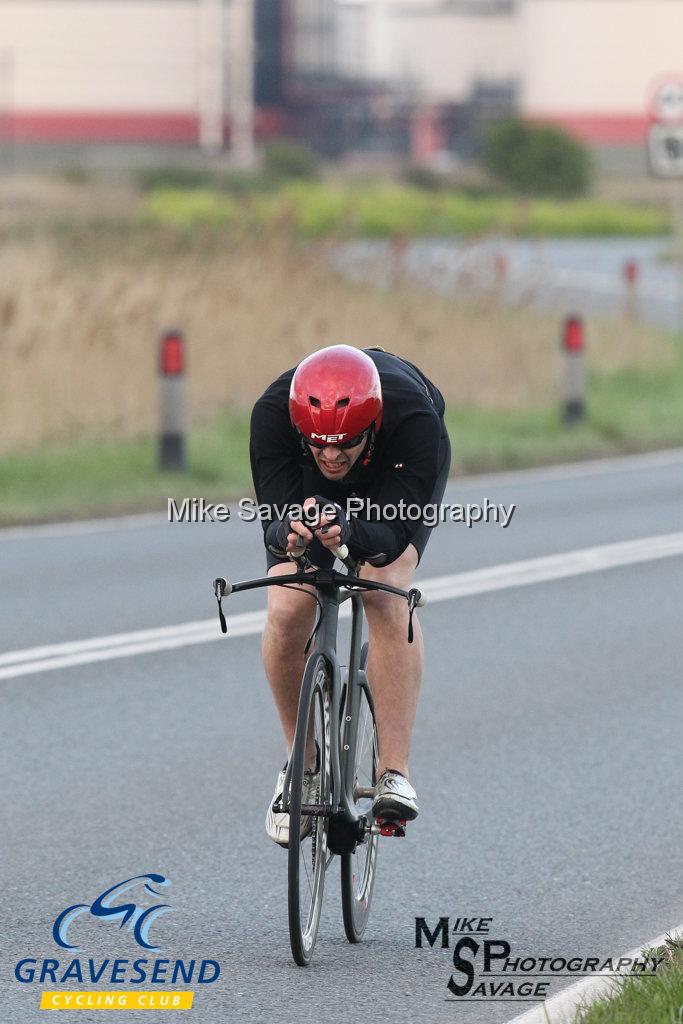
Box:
(250, 345, 451, 846)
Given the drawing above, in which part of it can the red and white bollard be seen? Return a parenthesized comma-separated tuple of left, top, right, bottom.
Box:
(562, 315, 586, 424)
(493, 252, 508, 280)
(390, 232, 409, 286)
(158, 329, 187, 471)
(492, 252, 508, 301)
(624, 259, 639, 287)
(623, 259, 639, 319)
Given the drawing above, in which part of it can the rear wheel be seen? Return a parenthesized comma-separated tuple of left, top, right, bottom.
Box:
(341, 643, 380, 942)
(287, 654, 332, 966)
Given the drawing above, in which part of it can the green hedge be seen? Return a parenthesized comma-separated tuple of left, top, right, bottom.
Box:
(143, 188, 238, 229)
(142, 184, 669, 239)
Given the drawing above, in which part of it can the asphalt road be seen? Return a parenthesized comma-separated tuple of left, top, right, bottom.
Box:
(337, 237, 683, 332)
(1, 450, 682, 1024)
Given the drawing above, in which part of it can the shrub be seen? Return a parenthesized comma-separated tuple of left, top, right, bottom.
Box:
(526, 199, 670, 237)
(61, 163, 93, 186)
(218, 170, 277, 195)
(141, 183, 668, 238)
(403, 165, 446, 191)
(279, 183, 347, 237)
(135, 165, 220, 192)
(142, 189, 237, 229)
(353, 186, 438, 236)
(484, 118, 593, 198)
(438, 193, 517, 235)
(263, 140, 319, 181)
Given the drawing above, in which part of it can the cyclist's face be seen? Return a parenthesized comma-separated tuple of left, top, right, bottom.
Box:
(308, 433, 367, 479)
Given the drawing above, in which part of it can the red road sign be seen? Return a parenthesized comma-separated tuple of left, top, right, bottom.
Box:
(649, 79, 683, 124)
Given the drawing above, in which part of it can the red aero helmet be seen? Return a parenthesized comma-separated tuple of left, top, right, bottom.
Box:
(289, 345, 383, 444)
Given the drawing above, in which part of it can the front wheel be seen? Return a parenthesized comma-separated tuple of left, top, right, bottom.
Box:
(287, 654, 332, 966)
(341, 646, 379, 942)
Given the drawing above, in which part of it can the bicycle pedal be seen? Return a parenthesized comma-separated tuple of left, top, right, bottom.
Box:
(377, 818, 407, 838)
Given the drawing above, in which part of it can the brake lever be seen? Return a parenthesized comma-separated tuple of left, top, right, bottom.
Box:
(287, 536, 313, 569)
(406, 587, 424, 644)
(213, 577, 231, 634)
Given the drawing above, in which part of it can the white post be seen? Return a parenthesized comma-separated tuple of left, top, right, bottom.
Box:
(561, 316, 587, 424)
(669, 179, 683, 333)
(0, 48, 15, 173)
(227, 0, 256, 169)
(198, 0, 225, 154)
(158, 331, 187, 472)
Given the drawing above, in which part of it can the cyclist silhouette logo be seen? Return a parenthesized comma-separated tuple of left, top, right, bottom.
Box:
(52, 874, 173, 952)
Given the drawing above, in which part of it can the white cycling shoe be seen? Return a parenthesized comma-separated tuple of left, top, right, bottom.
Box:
(266, 760, 321, 848)
(372, 769, 419, 822)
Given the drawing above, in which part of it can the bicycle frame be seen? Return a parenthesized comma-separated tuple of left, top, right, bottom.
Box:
(282, 575, 367, 855)
(213, 564, 420, 852)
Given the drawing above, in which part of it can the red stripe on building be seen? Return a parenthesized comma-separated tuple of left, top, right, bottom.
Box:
(0, 108, 286, 144)
(528, 113, 649, 145)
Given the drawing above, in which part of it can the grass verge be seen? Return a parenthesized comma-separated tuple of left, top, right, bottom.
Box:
(2, 347, 682, 525)
(450, 347, 683, 473)
(573, 940, 683, 1024)
(0, 412, 251, 525)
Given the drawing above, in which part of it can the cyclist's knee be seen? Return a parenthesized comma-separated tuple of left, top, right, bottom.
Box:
(362, 586, 403, 623)
(360, 544, 418, 623)
(360, 543, 417, 589)
(265, 563, 316, 636)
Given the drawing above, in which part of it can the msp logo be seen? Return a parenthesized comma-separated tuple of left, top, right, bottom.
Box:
(415, 915, 664, 1004)
(53, 873, 172, 952)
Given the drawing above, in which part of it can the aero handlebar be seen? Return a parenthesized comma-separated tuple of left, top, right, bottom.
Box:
(212, 565, 425, 643)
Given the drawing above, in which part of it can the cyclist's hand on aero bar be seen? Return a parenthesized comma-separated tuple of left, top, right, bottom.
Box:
(303, 496, 351, 552)
(277, 497, 351, 555)
(284, 515, 314, 554)
(269, 516, 311, 555)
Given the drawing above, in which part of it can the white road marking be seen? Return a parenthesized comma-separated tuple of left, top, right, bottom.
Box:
(543, 264, 678, 300)
(0, 613, 265, 669)
(420, 531, 683, 602)
(504, 923, 683, 1024)
(447, 445, 683, 492)
(0, 511, 165, 541)
(1, 448, 681, 542)
(1, 532, 682, 682)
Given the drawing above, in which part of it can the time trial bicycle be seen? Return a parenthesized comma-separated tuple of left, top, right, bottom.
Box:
(213, 521, 424, 966)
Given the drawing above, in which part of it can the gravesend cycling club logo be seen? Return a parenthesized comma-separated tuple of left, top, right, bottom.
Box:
(415, 915, 664, 1004)
(14, 873, 221, 1012)
(52, 874, 173, 952)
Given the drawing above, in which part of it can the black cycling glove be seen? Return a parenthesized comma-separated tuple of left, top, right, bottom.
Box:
(306, 496, 352, 546)
(266, 498, 352, 556)
(265, 515, 299, 556)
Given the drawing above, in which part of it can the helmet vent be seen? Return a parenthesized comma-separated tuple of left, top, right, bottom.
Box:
(336, 397, 350, 407)
(308, 396, 321, 407)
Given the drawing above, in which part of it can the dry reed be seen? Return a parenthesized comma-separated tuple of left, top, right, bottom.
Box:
(0, 225, 673, 455)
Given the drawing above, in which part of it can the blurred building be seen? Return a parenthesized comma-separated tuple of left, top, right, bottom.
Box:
(292, 0, 683, 161)
(0, 0, 284, 150)
(0, 0, 681, 162)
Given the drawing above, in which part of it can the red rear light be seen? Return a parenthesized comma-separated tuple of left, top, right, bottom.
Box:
(563, 316, 585, 353)
(160, 331, 185, 376)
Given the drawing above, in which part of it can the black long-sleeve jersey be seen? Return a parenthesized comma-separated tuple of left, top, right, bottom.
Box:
(249, 349, 448, 565)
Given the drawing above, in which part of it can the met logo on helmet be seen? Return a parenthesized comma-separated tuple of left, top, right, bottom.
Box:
(310, 432, 347, 443)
